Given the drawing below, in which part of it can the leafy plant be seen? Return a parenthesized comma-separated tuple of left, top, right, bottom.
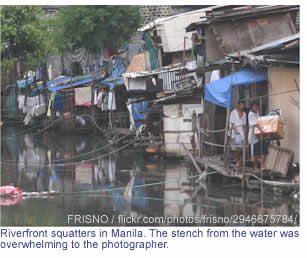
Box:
(52, 6, 141, 53)
(1, 6, 56, 85)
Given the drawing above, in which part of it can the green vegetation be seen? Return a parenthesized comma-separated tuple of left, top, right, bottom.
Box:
(1, 6, 141, 85)
(52, 6, 142, 53)
(1, 6, 55, 85)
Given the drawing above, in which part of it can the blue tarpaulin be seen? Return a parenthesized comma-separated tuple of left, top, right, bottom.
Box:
(48, 77, 95, 93)
(52, 94, 64, 111)
(47, 57, 127, 93)
(47, 76, 72, 86)
(35, 76, 72, 91)
(131, 99, 148, 128)
(101, 57, 127, 87)
(205, 68, 267, 108)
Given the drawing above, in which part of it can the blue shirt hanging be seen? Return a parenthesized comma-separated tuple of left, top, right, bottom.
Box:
(52, 94, 64, 111)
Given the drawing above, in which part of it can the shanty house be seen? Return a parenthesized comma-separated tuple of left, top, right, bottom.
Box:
(186, 5, 300, 165)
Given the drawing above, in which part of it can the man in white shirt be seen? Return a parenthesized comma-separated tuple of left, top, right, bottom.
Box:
(230, 100, 247, 167)
(248, 102, 269, 171)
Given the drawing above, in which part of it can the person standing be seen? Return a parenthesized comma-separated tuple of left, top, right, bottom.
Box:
(248, 102, 269, 171)
(230, 100, 247, 168)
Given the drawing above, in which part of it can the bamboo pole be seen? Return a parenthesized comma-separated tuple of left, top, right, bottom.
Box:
(202, 98, 206, 158)
(242, 124, 247, 188)
(183, 36, 187, 65)
(224, 108, 230, 167)
(201, 26, 206, 159)
(197, 105, 201, 158)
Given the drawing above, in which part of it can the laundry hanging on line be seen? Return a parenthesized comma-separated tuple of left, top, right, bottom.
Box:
(74, 86, 92, 107)
(52, 94, 64, 111)
(17, 77, 34, 88)
(93, 89, 98, 105)
(17, 95, 25, 112)
(97, 90, 108, 111)
(94, 89, 116, 111)
(25, 95, 45, 114)
(108, 91, 116, 111)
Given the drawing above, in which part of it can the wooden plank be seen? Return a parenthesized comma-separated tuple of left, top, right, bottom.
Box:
(276, 150, 293, 177)
(190, 154, 297, 189)
(194, 157, 243, 180)
(265, 144, 294, 177)
(182, 143, 203, 175)
(265, 146, 279, 170)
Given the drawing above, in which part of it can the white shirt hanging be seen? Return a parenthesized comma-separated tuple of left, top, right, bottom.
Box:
(93, 89, 98, 105)
(108, 91, 116, 110)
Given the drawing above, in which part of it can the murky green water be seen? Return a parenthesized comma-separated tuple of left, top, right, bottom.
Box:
(0, 126, 299, 226)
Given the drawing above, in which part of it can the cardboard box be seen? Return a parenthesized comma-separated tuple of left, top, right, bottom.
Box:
(254, 115, 284, 139)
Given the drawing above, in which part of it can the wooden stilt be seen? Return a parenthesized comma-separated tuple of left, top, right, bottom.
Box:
(182, 143, 209, 189)
(182, 143, 203, 175)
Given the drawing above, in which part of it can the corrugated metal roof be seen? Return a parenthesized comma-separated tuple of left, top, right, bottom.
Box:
(137, 7, 211, 32)
(123, 63, 183, 79)
(186, 5, 299, 32)
(138, 7, 212, 53)
(227, 33, 300, 57)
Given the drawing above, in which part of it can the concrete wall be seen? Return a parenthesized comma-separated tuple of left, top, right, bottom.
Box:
(268, 66, 299, 161)
(140, 5, 207, 26)
(163, 103, 203, 157)
(171, 51, 194, 65)
(206, 13, 296, 62)
(140, 6, 172, 25)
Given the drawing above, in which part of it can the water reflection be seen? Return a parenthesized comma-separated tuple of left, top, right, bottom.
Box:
(0, 127, 299, 226)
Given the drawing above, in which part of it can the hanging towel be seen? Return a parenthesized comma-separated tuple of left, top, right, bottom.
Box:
(17, 95, 25, 110)
(25, 96, 40, 113)
(74, 87, 92, 107)
(108, 91, 116, 110)
(97, 91, 103, 109)
(102, 93, 109, 111)
(93, 89, 98, 105)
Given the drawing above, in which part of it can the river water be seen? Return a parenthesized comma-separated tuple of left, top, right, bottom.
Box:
(0, 126, 299, 226)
